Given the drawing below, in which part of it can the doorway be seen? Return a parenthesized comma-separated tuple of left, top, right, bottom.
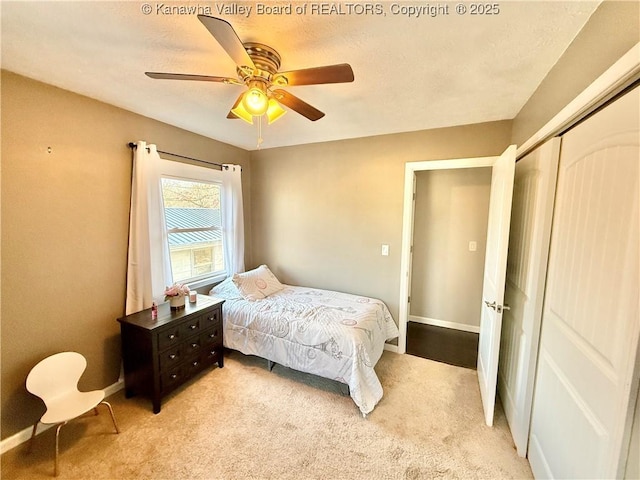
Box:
(397, 146, 516, 426)
(406, 167, 492, 369)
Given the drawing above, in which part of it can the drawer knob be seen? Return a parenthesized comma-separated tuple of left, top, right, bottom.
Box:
(191, 343, 198, 348)
(189, 324, 197, 330)
(169, 354, 177, 360)
(168, 334, 176, 340)
(208, 316, 215, 321)
(170, 374, 177, 379)
(210, 350, 216, 356)
(192, 361, 199, 367)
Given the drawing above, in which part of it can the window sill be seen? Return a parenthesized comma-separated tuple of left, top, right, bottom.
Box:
(187, 273, 227, 291)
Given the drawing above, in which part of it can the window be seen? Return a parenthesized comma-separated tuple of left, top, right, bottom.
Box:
(160, 177, 225, 284)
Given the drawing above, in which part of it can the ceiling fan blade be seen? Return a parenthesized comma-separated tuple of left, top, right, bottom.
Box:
(276, 64, 354, 86)
(197, 15, 255, 70)
(145, 72, 240, 84)
(272, 89, 325, 121)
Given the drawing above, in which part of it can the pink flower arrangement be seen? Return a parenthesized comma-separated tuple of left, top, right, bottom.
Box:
(164, 283, 190, 300)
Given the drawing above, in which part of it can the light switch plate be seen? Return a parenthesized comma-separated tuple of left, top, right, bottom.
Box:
(469, 241, 477, 252)
(381, 244, 390, 256)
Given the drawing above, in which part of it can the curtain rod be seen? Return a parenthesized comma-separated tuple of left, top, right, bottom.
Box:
(127, 142, 225, 170)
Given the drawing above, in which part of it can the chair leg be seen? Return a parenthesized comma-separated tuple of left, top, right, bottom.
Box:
(27, 422, 39, 453)
(100, 401, 120, 434)
(54, 422, 65, 477)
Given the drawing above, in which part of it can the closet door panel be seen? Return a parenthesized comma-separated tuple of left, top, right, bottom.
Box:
(498, 137, 560, 457)
(528, 87, 639, 479)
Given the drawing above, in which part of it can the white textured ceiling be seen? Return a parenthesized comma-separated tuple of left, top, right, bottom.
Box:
(2, 1, 601, 151)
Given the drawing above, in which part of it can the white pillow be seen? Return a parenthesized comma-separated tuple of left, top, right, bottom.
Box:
(232, 265, 284, 301)
(208, 277, 242, 299)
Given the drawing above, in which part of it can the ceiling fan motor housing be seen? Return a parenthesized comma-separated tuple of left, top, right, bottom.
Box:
(238, 42, 283, 85)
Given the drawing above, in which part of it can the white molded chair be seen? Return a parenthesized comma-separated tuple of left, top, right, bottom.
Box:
(25, 351, 120, 476)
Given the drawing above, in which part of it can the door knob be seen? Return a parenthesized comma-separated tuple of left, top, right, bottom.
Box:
(497, 304, 511, 313)
(485, 300, 511, 313)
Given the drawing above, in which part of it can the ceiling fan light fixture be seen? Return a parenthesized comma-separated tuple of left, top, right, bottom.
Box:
(241, 80, 269, 116)
(230, 102, 254, 124)
(266, 98, 286, 124)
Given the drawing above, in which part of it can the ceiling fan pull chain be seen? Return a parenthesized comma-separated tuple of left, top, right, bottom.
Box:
(257, 115, 264, 149)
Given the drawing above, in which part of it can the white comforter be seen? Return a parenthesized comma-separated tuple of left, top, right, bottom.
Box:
(209, 280, 399, 415)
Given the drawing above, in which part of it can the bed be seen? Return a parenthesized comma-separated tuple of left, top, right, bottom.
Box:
(208, 265, 399, 416)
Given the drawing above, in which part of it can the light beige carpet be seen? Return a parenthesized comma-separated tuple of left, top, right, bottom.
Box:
(1, 351, 532, 479)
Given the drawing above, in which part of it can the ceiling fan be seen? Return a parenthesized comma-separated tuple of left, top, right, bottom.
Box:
(145, 15, 355, 125)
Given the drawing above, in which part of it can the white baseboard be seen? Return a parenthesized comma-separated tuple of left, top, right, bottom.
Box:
(104, 379, 124, 398)
(409, 315, 480, 334)
(0, 380, 124, 455)
(384, 343, 399, 353)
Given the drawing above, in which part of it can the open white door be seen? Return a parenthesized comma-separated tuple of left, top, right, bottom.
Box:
(477, 145, 516, 427)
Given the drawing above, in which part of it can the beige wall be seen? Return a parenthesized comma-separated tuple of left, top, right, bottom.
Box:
(249, 121, 512, 325)
(0, 71, 250, 439)
(512, 0, 640, 146)
(410, 168, 491, 328)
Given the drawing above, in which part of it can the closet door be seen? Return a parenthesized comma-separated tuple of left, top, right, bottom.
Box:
(528, 87, 640, 479)
(498, 137, 560, 457)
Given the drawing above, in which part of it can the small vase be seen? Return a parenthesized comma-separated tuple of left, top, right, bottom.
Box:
(169, 295, 186, 310)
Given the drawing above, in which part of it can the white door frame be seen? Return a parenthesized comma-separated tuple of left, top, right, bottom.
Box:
(517, 42, 640, 159)
(397, 156, 497, 354)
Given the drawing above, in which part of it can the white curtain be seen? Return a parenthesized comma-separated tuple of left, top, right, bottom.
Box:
(221, 164, 245, 275)
(125, 141, 172, 314)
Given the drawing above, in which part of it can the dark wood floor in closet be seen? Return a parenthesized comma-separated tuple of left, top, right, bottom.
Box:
(406, 322, 479, 369)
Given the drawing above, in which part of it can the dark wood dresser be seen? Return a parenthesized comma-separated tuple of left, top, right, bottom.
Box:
(117, 295, 225, 413)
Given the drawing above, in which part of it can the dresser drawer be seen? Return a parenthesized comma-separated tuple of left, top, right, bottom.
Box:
(158, 326, 180, 349)
(185, 355, 205, 376)
(201, 325, 222, 347)
(185, 337, 202, 355)
(180, 317, 201, 337)
(201, 308, 221, 327)
(205, 345, 222, 364)
(159, 345, 183, 370)
(161, 365, 184, 391)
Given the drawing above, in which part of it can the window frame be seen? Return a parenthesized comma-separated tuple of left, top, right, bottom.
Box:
(157, 158, 227, 289)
